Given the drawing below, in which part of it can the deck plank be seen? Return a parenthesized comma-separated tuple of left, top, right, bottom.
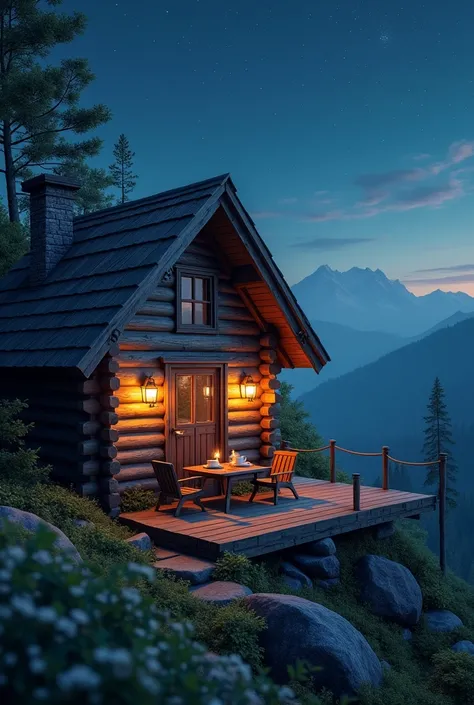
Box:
(120, 477, 436, 560)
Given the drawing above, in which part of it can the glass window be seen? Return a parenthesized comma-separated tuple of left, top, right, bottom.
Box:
(181, 301, 193, 325)
(178, 270, 215, 330)
(176, 375, 192, 424)
(195, 375, 213, 423)
(181, 277, 192, 299)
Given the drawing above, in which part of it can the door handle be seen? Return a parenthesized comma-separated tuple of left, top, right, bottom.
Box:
(173, 429, 185, 437)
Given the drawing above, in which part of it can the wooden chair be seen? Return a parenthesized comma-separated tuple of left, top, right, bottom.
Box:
(152, 461, 207, 517)
(249, 450, 299, 506)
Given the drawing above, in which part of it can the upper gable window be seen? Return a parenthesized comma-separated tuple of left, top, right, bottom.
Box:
(176, 267, 218, 333)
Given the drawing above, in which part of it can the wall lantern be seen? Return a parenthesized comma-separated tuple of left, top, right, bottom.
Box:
(141, 376, 158, 407)
(240, 373, 257, 402)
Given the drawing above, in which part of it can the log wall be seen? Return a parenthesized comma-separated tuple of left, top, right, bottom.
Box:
(110, 231, 284, 506)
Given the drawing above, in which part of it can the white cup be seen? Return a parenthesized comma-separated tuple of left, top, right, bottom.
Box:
(207, 459, 220, 468)
(236, 456, 247, 466)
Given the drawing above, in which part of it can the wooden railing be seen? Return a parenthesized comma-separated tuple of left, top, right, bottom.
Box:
(280, 439, 447, 575)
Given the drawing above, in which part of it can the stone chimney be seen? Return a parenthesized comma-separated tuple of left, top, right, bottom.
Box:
(22, 174, 81, 286)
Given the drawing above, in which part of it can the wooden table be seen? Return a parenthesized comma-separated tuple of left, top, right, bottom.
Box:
(183, 462, 269, 514)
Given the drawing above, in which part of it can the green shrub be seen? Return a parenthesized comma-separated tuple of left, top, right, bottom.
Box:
(0, 399, 50, 486)
(214, 552, 272, 592)
(431, 649, 474, 702)
(120, 487, 157, 513)
(0, 521, 296, 705)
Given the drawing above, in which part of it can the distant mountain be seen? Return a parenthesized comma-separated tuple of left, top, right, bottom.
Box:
(300, 317, 474, 484)
(292, 265, 474, 336)
(415, 309, 474, 340)
(281, 319, 405, 397)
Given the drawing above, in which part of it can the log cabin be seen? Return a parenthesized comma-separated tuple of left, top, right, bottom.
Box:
(0, 173, 330, 516)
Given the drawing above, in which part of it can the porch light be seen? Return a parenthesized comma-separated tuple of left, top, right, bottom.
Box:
(240, 373, 257, 402)
(141, 376, 158, 407)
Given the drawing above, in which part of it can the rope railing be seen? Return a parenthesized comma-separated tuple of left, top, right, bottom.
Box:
(280, 438, 448, 575)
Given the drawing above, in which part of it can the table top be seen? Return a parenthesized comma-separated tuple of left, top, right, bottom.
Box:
(183, 462, 268, 478)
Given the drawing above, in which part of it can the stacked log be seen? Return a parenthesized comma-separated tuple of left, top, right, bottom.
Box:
(97, 351, 121, 517)
(258, 335, 281, 465)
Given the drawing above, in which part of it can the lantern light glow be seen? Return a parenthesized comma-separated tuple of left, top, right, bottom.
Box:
(240, 373, 257, 402)
(141, 376, 158, 407)
(203, 384, 212, 399)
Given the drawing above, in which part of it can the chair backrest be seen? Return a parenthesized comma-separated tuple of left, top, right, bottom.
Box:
(270, 450, 298, 482)
(152, 461, 181, 498)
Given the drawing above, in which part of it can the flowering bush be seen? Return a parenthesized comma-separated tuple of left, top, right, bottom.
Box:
(0, 522, 296, 705)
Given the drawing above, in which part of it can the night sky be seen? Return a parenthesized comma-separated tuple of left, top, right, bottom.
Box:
(55, 1, 474, 294)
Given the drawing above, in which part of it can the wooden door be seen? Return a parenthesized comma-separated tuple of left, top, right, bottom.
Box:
(168, 367, 223, 478)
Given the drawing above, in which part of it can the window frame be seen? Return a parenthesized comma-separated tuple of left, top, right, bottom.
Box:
(175, 265, 218, 334)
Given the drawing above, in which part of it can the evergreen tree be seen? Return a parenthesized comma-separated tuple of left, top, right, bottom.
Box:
(109, 134, 137, 203)
(54, 158, 114, 215)
(0, 1, 111, 222)
(0, 200, 28, 277)
(422, 376, 458, 507)
(390, 461, 413, 492)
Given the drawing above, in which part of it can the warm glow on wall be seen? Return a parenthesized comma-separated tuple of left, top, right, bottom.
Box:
(141, 376, 158, 407)
(240, 373, 257, 402)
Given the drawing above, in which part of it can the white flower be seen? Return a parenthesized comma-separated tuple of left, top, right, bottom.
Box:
(94, 647, 132, 668)
(57, 664, 101, 691)
(121, 587, 141, 606)
(95, 592, 110, 604)
(32, 550, 53, 566)
(0, 569, 11, 581)
(127, 563, 155, 581)
(70, 608, 89, 625)
(27, 645, 41, 657)
(137, 671, 160, 695)
(30, 658, 46, 674)
(69, 585, 85, 598)
(10, 595, 35, 617)
(134, 628, 146, 638)
(55, 617, 77, 638)
(6, 546, 26, 562)
(3, 652, 17, 666)
(37, 606, 57, 623)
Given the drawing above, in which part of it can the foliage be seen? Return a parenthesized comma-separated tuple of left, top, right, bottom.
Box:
(280, 383, 344, 481)
(0, 523, 295, 705)
(0, 399, 50, 486)
(0, 202, 29, 276)
(54, 158, 114, 214)
(0, 0, 111, 222)
(109, 134, 138, 203)
(422, 376, 458, 508)
(431, 649, 474, 703)
(214, 552, 273, 592)
(120, 487, 157, 513)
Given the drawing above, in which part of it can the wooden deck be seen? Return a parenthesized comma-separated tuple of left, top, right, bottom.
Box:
(120, 477, 437, 561)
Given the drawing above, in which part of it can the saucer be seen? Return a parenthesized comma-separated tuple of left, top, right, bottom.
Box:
(232, 462, 252, 468)
(203, 463, 223, 469)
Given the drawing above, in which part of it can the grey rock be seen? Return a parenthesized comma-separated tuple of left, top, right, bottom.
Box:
(280, 561, 313, 588)
(305, 538, 336, 556)
(244, 593, 383, 697)
(126, 532, 153, 552)
(374, 522, 395, 540)
(153, 555, 215, 585)
(293, 554, 340, 580)
(0, 506, 82, 563)
(73, 519, 94, 529)
(282, 575, 305, 591)
(381, 660, 391, 672)
(425, 610, 463, 633)
(452, 640, 474, 655)
(356, 555, 422, 626)
(190, 581, 252, 605)
(402, 628, 412, 641)
(316, 578, 340, 590)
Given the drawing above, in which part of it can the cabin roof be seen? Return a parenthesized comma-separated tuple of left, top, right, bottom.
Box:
(0, 174, 329, 377)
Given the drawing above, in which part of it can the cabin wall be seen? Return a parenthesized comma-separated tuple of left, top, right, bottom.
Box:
(0, 368, 103, 498)
(110, 234, 282, 505)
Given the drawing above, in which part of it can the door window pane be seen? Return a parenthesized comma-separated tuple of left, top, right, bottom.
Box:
(177, 375, 192, 424)
(195, 375, 213, 423)
(181, 277, 192, 299)
(181, 302, 192, 325)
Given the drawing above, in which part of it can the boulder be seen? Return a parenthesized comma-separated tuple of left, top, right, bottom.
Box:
(244, 593, 383, 697)
(356, 555, 422, 626)
(425, 610, 463, 633)
(190, 581, 252, 605)
(305, 538, 336, 557)
(452, 640, 474, 655)
(73, 519, 94, 529)
(403, 628, 412, 641)
(316, 578, 340, 590)
(0, 506, 82, 563)
(126, 532, 152, 552)
(153, 555, 215, 585)
(293, 554, 340, 580)
(280, 561, 313, 588)
(282, 575, 305, 591)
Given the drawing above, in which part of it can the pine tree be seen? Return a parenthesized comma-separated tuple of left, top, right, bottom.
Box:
(0, 1, 111, 222)
(422, 376, 458, 508)
(109, 134, 137, 204)
(54, 159, 114, 215)
(0, 200, 28, 276)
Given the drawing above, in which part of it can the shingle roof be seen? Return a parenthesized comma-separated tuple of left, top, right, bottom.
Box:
(0, 173, 330, 376)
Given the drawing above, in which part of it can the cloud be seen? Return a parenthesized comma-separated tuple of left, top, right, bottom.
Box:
(251, 210, 283, 219)
(403, 273, 474, 286)
(301, 209, 345, 223)
(412, 264, 474, 274)
(279, 197, 298, 205)
(413, 153, 431, 161)
(292, 237, 374, 251)
(390, 178, 464, 210)
(355, 169, 425, 191)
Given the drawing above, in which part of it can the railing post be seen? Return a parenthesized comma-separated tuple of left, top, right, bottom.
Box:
(439, 453, 447, 576)
(329, 439, 336, 483)
(280, 440, 290, 450)
(353, 473, 361, 511)
(382, 446, 389, 490)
